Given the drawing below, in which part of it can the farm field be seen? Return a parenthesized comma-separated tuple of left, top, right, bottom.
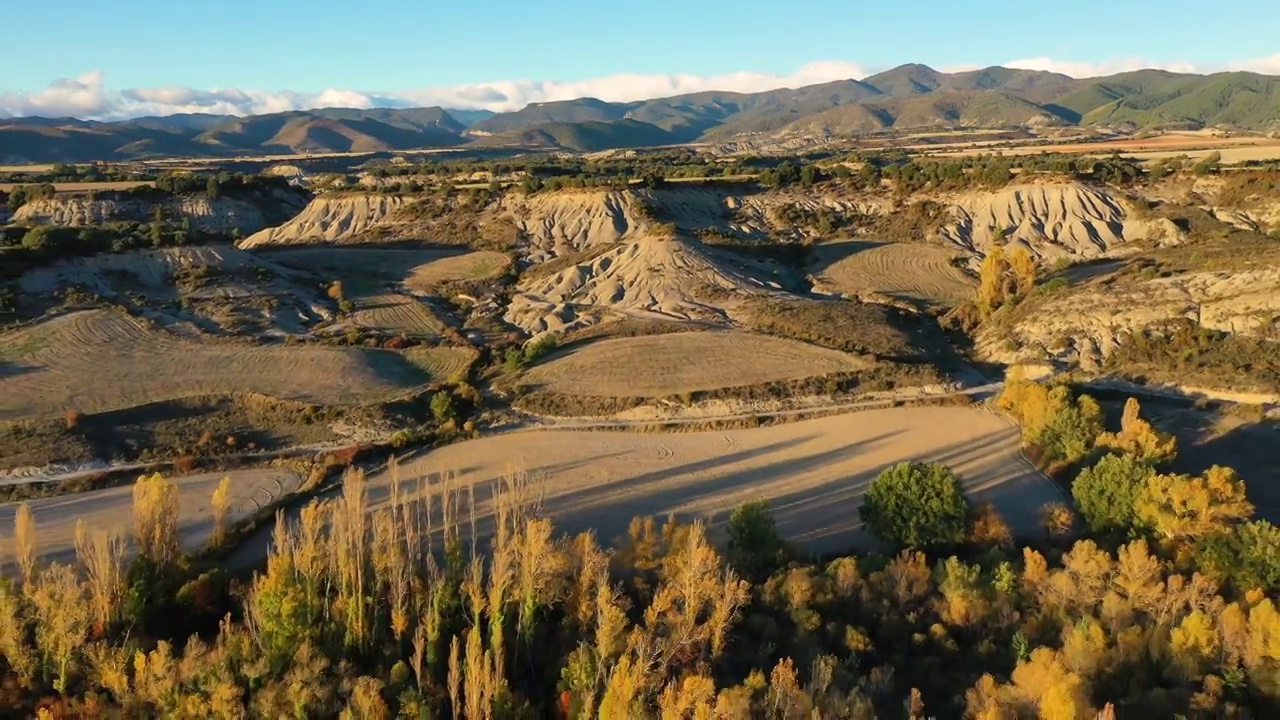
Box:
(521, 330, 868, 398)
(361, 406, 1057, 554)
(0, 310, 425, 422)
(811, 240, 974, 306)
(403, 345, 477, 381)
(262, 248, 457, 279)
(348, 292, 447, 338)
(0, 180, 155, 193)
(0, 468, 302, 567)
(403, 250, 510, 291)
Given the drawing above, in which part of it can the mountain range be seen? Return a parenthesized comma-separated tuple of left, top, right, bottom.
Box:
(3, 64, 1279, 163)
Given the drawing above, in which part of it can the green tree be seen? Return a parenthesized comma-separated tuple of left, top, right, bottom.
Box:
(430, 392, 457, 424)
(726, 501, 784, 581)
(1194, 520, 1280, 593)
(860, 462, 970, 549)
(1072, 453, 1156, 533)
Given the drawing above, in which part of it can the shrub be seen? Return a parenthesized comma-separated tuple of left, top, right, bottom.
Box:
(430, 392, 457, 424)
(859, 462, 969, 549)
(523, 334, 559, 364)
(1072, 453, 1156, 533)
(1039, 502, 1078, 540)
(64, 408, 83, 430)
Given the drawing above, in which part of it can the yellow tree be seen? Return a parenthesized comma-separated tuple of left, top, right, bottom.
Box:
(1136, 466, 1254, 542)
(1095, 398, 1178, 463)
(1009, 246, 1038, 297)
(1002, 647, 1094, 720)
(978, 245, 1011, 315)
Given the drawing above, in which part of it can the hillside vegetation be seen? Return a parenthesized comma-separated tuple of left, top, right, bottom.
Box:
(5, 65, 1280, 161)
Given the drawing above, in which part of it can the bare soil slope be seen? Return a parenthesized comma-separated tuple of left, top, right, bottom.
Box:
(0, 310, 425, 421)
(237, 194, 414, 248)
(939, 183, 1178, 261)
(505, 235, 788, 333)
(367, 406, 1058, 553)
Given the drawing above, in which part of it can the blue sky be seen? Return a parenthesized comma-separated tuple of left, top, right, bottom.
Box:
(3, 0, 1278, 118)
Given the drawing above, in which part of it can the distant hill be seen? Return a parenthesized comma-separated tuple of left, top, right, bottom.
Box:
(3, 64, 1280, 162)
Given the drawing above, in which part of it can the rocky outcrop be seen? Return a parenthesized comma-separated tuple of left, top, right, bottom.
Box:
(13, 189, 307, 236)
(938, 183, 1180, 262)
(237, 194, 414, 248)
(977, 267, 1280, 371)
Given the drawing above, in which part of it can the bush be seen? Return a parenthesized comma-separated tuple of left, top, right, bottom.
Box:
(1071, 453, 1156, 533)
(859, 462, 969, 549)
(430, 392, 457, 424)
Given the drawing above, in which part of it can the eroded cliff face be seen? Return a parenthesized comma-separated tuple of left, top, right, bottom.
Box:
(14, 187, 308, 236)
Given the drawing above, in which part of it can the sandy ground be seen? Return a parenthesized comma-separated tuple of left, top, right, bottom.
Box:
(522, 331, 867, 397)
(359, 406, 1060, 554)
(0, 310, 425, 421)
(811, 240, 974, 306)
(0, 468, 302, 568)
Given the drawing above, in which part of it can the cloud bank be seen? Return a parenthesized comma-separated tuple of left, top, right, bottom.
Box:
(3, 55, 1278, 122)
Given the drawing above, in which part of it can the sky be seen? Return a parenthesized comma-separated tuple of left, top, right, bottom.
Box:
(3, 0, 1279, 120)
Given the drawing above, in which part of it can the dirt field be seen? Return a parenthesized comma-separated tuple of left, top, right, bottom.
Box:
(0, 310, 426, 421)
(811, 240, 974, 306)
(0, 468, 302, 567)
(363, 406, 1058, 553)
(403, 250, 510, 292)
(521, 331, 868, 398)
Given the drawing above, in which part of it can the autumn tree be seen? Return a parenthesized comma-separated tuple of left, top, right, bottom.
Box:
(860, 462, 969, 549)
(1009, 246, 1037, 297)
(1136, 465, 1254, 543)
(1094, 398, 1177, 464)
(132, 473, 179, 565)
(977, 245, 1012, 315)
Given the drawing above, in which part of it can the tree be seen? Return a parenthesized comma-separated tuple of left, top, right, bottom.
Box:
(1136, 465, 1254, 542)
(1193, 520, 1280, 592)
(1072, 453, 1156, 533)
(859, 462, 969, 549)
(1094, 397, 1177, 464)
(977, 245, 1011, 315)
(1009, 246, 1037, 297)
(726, 501, 784, 581)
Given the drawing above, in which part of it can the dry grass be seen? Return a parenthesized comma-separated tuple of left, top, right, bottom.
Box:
(0, 468, 302, 567)
(811, 240, 974, 307)
(0, 310, 426, 422)
(369, 406, 1060, 553)
(520, 331, 869, 398)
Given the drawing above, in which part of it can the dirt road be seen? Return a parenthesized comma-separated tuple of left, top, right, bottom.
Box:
(0, 469, 302, 568)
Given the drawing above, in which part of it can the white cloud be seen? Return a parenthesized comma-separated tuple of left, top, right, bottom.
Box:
(0, 56, 1275, 122)
(1001, 57, 1202, 78)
